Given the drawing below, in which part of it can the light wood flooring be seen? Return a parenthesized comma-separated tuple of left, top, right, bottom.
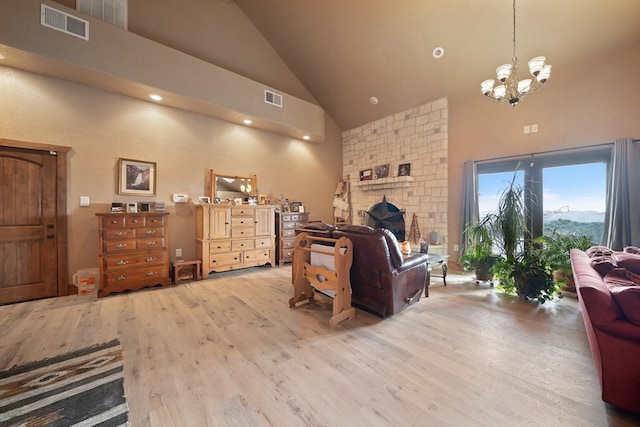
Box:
(1, 266, 639, 426)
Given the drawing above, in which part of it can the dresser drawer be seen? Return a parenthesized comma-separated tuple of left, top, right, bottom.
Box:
(231, 217, 253, 228)
(282, 222, 297, 230)
(244, 249, 270, 263)
(103, 252, 164, 270)
(144, 215, 165, 227)
(279, 246, 294, 262)
(255, 237, 271, 249)
(105, 265, 168, 287)
(209, 240, 231, 253)
(138, 226, 164, 238)
(232, 228, 254, 239)
(103, 238, 136, 252)
(231, 207, 253, 217)
(210, 252, 242, 268)
(281, 228, 296, 238)
(280, 214, 293, 222)
(232, 239, 254, 251)
(103, 228, 135, 240)
(137, 237, 165, 250)
(102, 216, 126, 228)
(125, 216, 146, 228)
(281, 238, 295, 250)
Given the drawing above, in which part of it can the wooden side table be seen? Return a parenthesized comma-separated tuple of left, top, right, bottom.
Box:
(172, 259, 202, 284)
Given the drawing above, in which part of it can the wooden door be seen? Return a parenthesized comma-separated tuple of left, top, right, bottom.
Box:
(0, 146, 59, 304)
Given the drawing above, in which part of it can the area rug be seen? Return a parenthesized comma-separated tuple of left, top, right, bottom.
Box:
(0, 339, 129, 426)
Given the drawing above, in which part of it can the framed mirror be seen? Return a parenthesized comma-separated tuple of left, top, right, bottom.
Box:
(210, 170, 257, 202)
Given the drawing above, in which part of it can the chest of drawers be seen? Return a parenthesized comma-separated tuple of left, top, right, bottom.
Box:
(196, 205, 276, 276)
(276, 212, 310, 265)
(96, 213, 170, 297)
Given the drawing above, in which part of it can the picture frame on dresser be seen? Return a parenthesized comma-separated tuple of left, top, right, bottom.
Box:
(118, 158, 156, 196)
(291, 201, 302, 212)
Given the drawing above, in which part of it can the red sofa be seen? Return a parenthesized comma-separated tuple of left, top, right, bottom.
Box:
(570, 247, 640, 414)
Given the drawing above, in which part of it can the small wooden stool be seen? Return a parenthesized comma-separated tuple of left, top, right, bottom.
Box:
(172, 259, 202, 284)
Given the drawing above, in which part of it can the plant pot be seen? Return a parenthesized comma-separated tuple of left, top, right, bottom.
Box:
(475, 264, 493, 282)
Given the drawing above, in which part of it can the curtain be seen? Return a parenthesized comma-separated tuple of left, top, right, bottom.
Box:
(460, 160, 478, 256)
(602, 138, 640, 250)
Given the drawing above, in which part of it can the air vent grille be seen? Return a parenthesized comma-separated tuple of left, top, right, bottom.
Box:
(265, 90, 283, 108)
(77, 0, 128, 30)
(41, 4, 89, 40)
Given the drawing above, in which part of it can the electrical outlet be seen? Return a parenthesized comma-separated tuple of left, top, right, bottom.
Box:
(453, 244, 459, 252)
(176, 248, 182, 258)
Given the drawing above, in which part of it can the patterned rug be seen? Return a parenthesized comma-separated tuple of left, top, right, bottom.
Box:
(0, 339, 129, 426)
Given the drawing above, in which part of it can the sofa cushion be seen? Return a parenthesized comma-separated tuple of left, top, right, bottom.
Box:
(586, 246, 614, 257)
(610, 285, 640, 326)
(590, 254, 618, 276)
(627, 269, 640, 285)
(614, 252, 640, 275)
(624, 246, 640, 255)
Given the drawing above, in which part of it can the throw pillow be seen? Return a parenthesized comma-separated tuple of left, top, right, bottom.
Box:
(614, 252, 640, 275)
(586, 246, 614, 258)
(624, 246, 640, 255)
(610, 285, 640, 326)
(590, 254, 618, 276)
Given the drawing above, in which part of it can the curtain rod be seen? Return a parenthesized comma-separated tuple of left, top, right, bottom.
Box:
(474, 141, 616, 165)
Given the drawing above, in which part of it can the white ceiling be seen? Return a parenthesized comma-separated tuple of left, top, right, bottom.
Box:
(234, 0, 640, 129)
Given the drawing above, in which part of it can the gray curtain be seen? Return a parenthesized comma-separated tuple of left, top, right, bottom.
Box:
(460, 160, 478, 256)
(602, 138, 640, 250)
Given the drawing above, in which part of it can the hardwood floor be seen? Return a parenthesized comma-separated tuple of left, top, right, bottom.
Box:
(1, 266, 639, 426)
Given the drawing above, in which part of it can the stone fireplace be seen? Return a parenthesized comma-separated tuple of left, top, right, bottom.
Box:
(342, 97, 449, 252)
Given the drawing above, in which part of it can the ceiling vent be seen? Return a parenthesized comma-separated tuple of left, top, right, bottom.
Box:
(77, 0, 128, 30)
(41, 4, 89, 41)
(265, 90, 283, 108)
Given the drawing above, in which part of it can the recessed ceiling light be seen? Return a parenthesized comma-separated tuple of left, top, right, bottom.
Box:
(149, 93, 163, 102)
(369, 96, 379, 105)
(302, 135, 310, 140)
(432, 47, 444, 59)
(0, 54, 5, 60)
(243, 119, 253, 125)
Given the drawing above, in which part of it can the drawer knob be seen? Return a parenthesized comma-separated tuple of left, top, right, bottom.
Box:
(146, 257, 158, 262)
(115, 243, 128, 249)
(146, 241, 157, 246)
(115, 260, 128, 266)
(146, 230, 156, 235)
(116, 275, 128, 281)
(115, 231, 127, 236)
(146, 271, 157, 276)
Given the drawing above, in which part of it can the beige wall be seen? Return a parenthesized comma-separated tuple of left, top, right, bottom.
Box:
(448, 40, 640, 263)
(0, 69, 341, 283)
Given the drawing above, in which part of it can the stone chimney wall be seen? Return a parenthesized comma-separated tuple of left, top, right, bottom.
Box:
(341, 97, 448, 250)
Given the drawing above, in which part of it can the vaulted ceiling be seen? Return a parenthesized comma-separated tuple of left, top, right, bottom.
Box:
(234, 0, 640, 130)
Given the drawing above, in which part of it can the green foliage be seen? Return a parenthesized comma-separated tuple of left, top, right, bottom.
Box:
(507, 249, 559, 304)
(460, 215, 500, 281)
(494, 173, 526, 263)
(532, 229, 595, 274)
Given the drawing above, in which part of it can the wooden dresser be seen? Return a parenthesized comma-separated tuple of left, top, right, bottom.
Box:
(196, 205, 276, 276)
(96, 213, 171, 297)
(276, 212, 310, 265)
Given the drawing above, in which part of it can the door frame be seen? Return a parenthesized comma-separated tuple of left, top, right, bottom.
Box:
(1, 138, 70, 297)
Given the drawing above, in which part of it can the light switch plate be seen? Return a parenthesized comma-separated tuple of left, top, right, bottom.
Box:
(80, 196, 90, 206)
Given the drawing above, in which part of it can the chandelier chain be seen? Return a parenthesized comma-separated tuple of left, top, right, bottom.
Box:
(512, 0, 517, 66)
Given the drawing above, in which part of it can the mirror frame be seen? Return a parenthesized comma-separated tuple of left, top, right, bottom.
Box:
(209, 170, 258, 202)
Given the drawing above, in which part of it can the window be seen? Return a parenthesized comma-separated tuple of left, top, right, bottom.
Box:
(476, 148, 609, 246)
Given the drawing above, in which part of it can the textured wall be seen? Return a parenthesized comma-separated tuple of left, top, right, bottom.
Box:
(342, 98, 448, 250)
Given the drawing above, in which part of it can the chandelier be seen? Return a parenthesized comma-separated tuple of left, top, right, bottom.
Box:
(480, 0, 551, 106)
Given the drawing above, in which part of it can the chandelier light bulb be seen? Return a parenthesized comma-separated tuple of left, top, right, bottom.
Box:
(496, 64, 512, 82)
(481, 79, 495, 96)
(528, 56, 546, 76)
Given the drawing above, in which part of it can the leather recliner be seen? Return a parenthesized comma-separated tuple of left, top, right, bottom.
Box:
(330, 225, 429, 316)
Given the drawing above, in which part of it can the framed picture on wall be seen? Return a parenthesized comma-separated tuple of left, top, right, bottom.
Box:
(359, 169, 372, 181)
(375, 164, 390, 179)
(398, 163, 411, 176)
(118, 158, 156, 196)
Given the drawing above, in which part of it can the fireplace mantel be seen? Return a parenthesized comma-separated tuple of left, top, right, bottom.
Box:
(355, 176, 414, 191)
